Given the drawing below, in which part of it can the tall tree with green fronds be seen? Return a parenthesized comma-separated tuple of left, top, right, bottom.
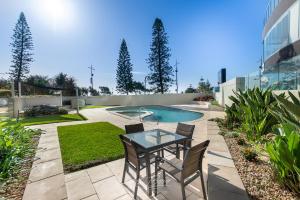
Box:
(9, 12, 34, 83)
(147, 18, 173, 94)
(116, 39, 133, 95)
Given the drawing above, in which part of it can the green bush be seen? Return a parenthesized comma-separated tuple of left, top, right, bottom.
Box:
(224, 104, 241, 130)
(266, 123, 300, 194)
(0, 124, 40, 180)
(237, 137, 246, 145)
(269, 91, 300, 131)
(242, 147, 257, 161)
(226, 88, 282, 141)
(226, 131, 240, 138)
(24, 105, 68, 117)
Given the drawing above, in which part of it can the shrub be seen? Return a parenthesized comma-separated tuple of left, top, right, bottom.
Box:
(193, 95, 214, 102)
(269, 91, 300, 131)
(218, 131, 226, 136)
(226, 88, 282, 141)
(242, 147, 258, 161)
(0, 124, 40, 179)
(237, 137, 246, 145)
(224, 104, 241, 130)
(266, 123, 300, 194)
(226, 131, 240, 138)
(63, 100, 71, 106)
(24, 105, 68, 117)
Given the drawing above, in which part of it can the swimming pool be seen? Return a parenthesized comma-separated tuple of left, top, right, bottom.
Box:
(107, 105, 203, 123)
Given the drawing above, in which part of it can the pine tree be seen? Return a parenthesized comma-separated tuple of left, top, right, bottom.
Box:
(116, 39, 133, 95)
(147, 18, 173, 94)
(9, 12, 34, 83)
(197, 77, 213, 94)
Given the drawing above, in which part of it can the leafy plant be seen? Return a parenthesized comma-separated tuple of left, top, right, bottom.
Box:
(266, 123, 300, 193)
(226, 88, 282, 141)
(0, 124, 40, 179)
(242, 147, 258, 161)
(226, 131, 240, 138)
(269, 91, 300, 131)
(237, 137, 246, 145)
(224, 104, 241, 130)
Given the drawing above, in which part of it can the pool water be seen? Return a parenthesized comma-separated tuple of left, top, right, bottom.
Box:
(107, 105, 203, 123)
(116, 111, 146, 117)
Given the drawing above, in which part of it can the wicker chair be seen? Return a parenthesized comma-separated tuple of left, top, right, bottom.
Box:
(163, 123, 195, 158)
(119, 134, 156, 199)
(125, 123, 144, 134)
(155, 140, 210, 200)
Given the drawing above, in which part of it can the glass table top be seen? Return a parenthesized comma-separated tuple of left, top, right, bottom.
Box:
(123, 129, 187, 150)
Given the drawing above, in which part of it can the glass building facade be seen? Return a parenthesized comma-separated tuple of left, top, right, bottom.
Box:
(261, 0, 300, 90)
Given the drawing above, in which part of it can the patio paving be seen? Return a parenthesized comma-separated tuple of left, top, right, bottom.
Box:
(22, 106, 248, 200)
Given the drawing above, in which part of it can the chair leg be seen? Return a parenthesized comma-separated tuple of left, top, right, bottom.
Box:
(199, 170, 207, 200)
(122, 161, 127, 183)
(154, 161, 158, 196)
(163, 171, 166, 186)
(134, 170, 140, 199)
(176, 144, 180, 159)
(180, 181, 186, 200)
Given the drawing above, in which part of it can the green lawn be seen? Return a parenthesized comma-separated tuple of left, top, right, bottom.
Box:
(0, 114, 86, 127)
(57, 122, 125, 172)
(80, 105, 108, 110)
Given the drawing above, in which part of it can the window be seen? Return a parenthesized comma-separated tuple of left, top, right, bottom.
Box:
(264, 13, 290, 60)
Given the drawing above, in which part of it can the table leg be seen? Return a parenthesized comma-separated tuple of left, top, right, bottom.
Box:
(145, 152, 152, 196)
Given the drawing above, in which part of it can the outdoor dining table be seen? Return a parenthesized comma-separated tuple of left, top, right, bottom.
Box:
(123, 128, 188, 196)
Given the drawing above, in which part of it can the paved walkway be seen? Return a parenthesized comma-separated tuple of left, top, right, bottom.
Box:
(22, 106, 248, 200)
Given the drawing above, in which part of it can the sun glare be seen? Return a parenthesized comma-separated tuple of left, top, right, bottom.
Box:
(34, 0, 75, 31)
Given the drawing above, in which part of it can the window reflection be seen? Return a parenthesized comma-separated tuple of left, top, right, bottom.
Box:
(264, 13, 290, 60)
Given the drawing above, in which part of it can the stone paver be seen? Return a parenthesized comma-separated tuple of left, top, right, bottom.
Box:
(23, 174, 67, 200)
(94, 176, 127, 200)
(23, 106, 248, 200)
(87, 164, 114, 183)
(65, 171, 96, 200)
(82, 195, 99, 200)
(34, 148, 61, 164)
(207, 121, 249, 200)
(29, 159, 63, 182)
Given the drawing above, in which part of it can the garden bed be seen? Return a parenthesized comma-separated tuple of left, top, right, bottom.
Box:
(223, 134, 298, 200)
(0, 128, 41, 200)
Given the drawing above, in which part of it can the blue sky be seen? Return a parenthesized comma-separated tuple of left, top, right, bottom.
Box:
(0, 0, 267, 93)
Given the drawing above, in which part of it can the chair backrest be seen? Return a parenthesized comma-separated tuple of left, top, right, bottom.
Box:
(176, 123, 195, 138)
(119, 135, 139, 167)
(182, 140, 210, 179)
(125, 123, 144, 134)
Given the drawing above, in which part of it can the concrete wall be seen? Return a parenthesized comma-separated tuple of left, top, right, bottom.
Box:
(64, 93, 202, 108)
(20, 96, 62, 108)
(215, 77, 245, 107)
(12, 96, 63, 117)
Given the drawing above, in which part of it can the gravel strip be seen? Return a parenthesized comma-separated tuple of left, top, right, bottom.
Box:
(224, 136, 299, 200)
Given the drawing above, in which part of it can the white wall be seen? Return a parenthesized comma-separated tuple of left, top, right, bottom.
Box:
(215, 77, 245, 107)
(20, 96, 62, 108)
(64, 93, 202, 108)
(12, 96, 63, 117)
